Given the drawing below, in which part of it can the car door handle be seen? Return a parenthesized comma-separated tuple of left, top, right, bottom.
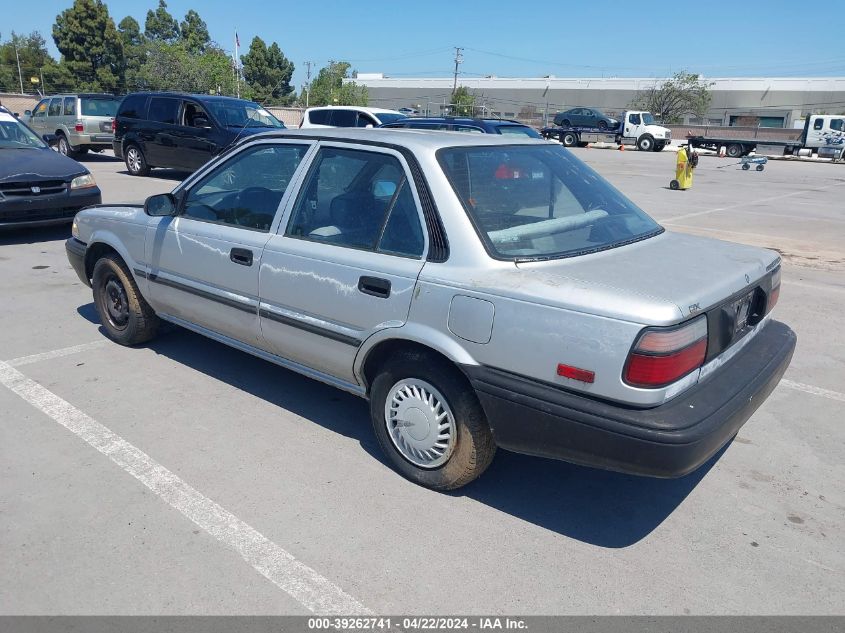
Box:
(230, 248, 253, 266)
(358, 276, 391, 298)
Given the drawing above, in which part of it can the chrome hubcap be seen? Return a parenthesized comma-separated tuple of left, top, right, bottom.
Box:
(103, 276, 129, 329)
(127, 149, 141, 172)
(385, 379, 456, 468)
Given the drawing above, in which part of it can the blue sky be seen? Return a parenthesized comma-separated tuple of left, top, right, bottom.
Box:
(5, 0, 845, 90)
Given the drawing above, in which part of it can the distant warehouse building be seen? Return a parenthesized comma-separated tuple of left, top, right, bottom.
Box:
(346, 75, 845, 128)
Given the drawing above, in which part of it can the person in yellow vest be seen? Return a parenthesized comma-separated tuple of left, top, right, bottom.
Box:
(670, 144, 698, 190)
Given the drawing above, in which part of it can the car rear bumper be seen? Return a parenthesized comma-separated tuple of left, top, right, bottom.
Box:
(0, 188, 102, 229)
(70, 133, 114, 147)
(65, 237, 90, 286)
(463, 320, 796, 478)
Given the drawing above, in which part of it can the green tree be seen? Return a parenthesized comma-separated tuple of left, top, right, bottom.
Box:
(630, 71, 713, 123)
(145, 0, 179, 43)
(52, 0, 123, 92)
(241, 36, 295, 104)
(180, 9, 210, 53)
(0, 32, 56, 92)
(137, 41, 235, 95)
(450, 86, 477, 116)
(117, 16, 145, 91)
(308, 61, 367, 106)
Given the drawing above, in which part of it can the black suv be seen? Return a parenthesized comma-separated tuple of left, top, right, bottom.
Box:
(378, 117, 541, 138)
(113, 92, 286, 175)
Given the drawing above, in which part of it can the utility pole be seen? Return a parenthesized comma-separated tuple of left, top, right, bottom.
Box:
(303, 60, 314, 108)
(13, 34, 24, 94)
(452, 46, 463, 95)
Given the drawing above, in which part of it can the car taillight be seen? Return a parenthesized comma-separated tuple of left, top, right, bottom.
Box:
(111, 119, 116, 132)
(624, 316, 708, 388)
(767, 267, 781, 313)
(75, 121, 84, 132)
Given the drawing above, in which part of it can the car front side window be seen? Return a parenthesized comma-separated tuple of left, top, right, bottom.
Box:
(285, 147, 425, 257)
(181, 143, 310, 232)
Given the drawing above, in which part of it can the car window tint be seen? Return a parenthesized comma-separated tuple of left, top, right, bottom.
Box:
(34, 100, 48, 117)
(63, 97, 76, 116)
(182, 144, 309, 231)
(330, 109, 357, 127)
(831, 119, 844, 132)
(378, 181, 424, 257)
(81, 96, 120, 117)
(356, 113, 376, 127)
(48, 99, 62, 116)
(119, 95, 146, 119)
(182, 101, 209, 127)
(148, 97, 180, 125)
(308, 109, 330, 125)
(628, 113, 641, 125)
(455, 125, 485, 133)
(286, 147, 419, 254)
(813, 118, 824, 130)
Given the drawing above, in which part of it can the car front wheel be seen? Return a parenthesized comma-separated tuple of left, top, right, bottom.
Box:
(92, 254, 159, 345)
(369, 351, 496, 490)
(125, 144, 150, 176)
(637, 134, 654, 151)
(57, 134, 76, 158)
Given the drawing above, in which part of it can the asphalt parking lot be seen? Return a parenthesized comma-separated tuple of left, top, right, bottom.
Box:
(1, 147, 843, 615)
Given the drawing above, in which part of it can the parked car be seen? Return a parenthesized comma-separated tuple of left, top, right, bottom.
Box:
(66, 129, 795, 490)
(379, 116, 542, 138)
(553, 107, 619, 130)
(300, 106, 406, 128)
(0, 109, 101, 229)
(23, 93, 121, 158)
(113, 92, 286, 176)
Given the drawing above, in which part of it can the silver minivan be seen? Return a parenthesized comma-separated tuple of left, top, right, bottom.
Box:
(25, 93, 121, 158)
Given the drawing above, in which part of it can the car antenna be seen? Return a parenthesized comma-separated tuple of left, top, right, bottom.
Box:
(225, 75, 294, 152)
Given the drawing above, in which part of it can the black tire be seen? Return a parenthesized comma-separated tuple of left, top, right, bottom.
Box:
(655, 142, 666, 151)
(124, 144, 150, 176)
(92, 254, 159, 346)
(597, 120, 608, 130)
(726, 143, 743, 158)
(742, 163, 750, 170)
(670, 179, 680, 190)
(56, 134, 78, 158)
(560, 119, 571, 127)
(369, 350, 496, 490)
(756, 164, 764, 171)
(637, 134, 654, 151)
(562, 132, 577, 147)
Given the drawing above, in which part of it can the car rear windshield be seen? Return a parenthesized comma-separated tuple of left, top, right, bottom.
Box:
(496, 125, 541, 138)
(81, 97, 120, 117)
(438, 144, 662, 260)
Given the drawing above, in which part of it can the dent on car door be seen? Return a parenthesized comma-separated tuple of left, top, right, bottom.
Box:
(142, 141, 313, 344)
(259, 144, 427, 383)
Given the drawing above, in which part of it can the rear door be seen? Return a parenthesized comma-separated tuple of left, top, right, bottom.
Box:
(259, 143, 428, 383)
(79, 95, 119, 142)
(143, 140, 314, 344)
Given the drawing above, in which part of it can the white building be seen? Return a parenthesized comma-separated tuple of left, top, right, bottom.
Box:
(345, 75, 845, 127)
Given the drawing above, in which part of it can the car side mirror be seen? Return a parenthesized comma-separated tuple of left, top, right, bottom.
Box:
(24, 109, 32, 116)
(144, 193, 178, 217)
(42, 133, 58, 147)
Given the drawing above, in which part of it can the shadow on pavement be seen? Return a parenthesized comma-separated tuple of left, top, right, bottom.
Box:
(86, 319, 718, 549)
(0, 224, 70, 246)
(76, 152, 121, 163)
(117, 169, 190, 182)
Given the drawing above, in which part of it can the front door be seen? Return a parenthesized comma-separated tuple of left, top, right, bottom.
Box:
(143, 140, 313, 344)
(171, 99, 218, 171)
(259, 143, 428, 383)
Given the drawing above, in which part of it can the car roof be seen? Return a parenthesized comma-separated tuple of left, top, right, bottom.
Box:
(394, 117, 525, 125)
(125, 92, 256, 103)
(242, 127, 547, 151)
(305, 105, 404, 115)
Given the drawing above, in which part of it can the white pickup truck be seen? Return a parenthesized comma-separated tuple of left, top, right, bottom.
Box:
(541, 110, 672, 151)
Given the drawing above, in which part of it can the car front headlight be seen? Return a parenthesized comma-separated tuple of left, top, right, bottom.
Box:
(71, 216, 79, 238)
(70, 173, 96, 190)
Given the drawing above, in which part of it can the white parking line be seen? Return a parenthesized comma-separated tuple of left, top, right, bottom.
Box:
(0, 360, 371, 615)
(781, 379, 845, 403)
(6, 340, 110, 367)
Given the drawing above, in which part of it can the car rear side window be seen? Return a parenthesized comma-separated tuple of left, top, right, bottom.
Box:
(286, 147, 424, 257)
(63, 97, 76, 116)
(148, 97, 180, 125)
(48, 99, 62, 116)
(182, 143, 310, 231)
(119, 95, 147, 119)
(330, 109, 357, 127)
(308, 110, 330, 125)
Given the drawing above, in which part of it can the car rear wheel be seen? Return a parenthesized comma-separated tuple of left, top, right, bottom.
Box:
(562, 132, 577, 147)
(125, 144, 150, 176)
(597, 120, 608, 130)
(369, 350, 496, 490)
(92, 254, 159, 345)
(726, 143, 744, 158)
